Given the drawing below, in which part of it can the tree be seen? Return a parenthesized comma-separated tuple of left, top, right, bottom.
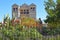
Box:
(0, 22, 42, 40)
(3, 14, 10, 27)
(44, 0, 60, 29)
(20, 17, 36, 28)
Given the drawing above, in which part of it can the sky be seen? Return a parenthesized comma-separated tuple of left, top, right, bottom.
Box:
(0, 0, 47, 22)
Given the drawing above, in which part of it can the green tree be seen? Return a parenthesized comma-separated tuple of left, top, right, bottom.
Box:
(44, 0, 60, 29)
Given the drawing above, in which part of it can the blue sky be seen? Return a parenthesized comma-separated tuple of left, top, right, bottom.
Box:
(0, 0, 47, 22)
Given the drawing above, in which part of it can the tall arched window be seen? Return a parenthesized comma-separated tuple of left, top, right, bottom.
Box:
(27, 10, 29, 14)
(24, 10, 26, 14)
(20, 10, 23, 14)
(13, 8, 15, 11)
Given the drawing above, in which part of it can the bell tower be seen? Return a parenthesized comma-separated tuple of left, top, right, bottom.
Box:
(29, 3, 36, 19)
(12, 4, 18, 19)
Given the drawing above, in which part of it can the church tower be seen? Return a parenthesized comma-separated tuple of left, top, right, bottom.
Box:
(12, 4, 18, 19)
(29, 3, 36, 19)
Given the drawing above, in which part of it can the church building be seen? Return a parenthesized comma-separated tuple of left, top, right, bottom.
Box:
(12, 3, 36, 20)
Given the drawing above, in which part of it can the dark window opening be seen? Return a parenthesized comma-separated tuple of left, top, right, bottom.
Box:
(31, 7, 32, 9)
(24, 10, 26, 11)
(13, 8, 15, 11)
(27, 10, 29, 11)
(20, 12, 23, 14)
(24, 10, 26, 14)
(33, 7, 35, 11)
(13, 8, 18, 11)
(27, 10, 29, 14)
(27, 12, 29, 14)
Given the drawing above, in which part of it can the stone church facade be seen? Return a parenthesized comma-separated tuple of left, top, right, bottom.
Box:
(12, 3, 36, 20)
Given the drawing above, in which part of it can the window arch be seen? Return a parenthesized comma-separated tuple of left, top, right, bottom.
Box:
(20, 10, 23, 14)
(23, 9, 29, 14)
(30, 7, 35, 11)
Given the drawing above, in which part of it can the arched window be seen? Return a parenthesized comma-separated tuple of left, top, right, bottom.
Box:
(13, 8, 18, 11)
(23, 10, 29, 14)
(24, 10, 26, 14)
(33, 7, 35, 11)
(31, 7, 33, 9)
(31, 7, 35, 11)
(13, 8, 15, 11)
(20, 10, 23, 14)
(27, 10, 29, 14)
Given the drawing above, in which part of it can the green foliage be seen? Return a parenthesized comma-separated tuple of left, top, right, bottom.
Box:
(57, 0, 60, 4)
(0, 14, 60, 40)
(0, 25, 43, 40)
(44, 0, 60, 29)
(0, 15, 43, 40)
(44, 0, 56, 17)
